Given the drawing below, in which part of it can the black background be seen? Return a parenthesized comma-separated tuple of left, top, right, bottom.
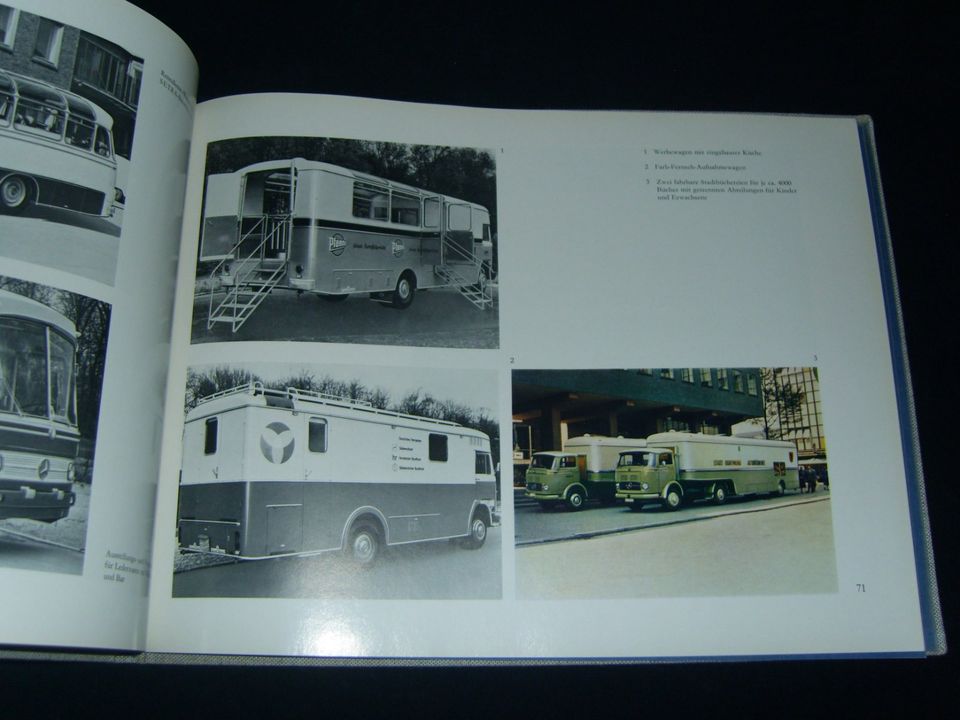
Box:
(5, 3, 957, 716)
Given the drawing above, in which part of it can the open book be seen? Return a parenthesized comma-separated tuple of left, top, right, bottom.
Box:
(0, 0, 944, 662)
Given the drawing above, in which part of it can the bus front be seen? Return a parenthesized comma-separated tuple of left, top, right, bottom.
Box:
(0, 309, 79, 522)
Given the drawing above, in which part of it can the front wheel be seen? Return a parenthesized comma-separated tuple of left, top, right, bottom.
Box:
(566, 487, 586, 511)
(462, 513, 488, 549)
(662, 486, 682, 511)
(0, 175, 32, 214)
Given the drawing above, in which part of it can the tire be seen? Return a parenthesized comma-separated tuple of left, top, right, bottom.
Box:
(347, 522, 381, 566)
(0, 175, 32, 214)
(713, 484, 727, 505)
(566, 487, 586, 511)
(462, 513, 488, 550)
(662, 485, 682, 511)
(391, 272, 416, 308)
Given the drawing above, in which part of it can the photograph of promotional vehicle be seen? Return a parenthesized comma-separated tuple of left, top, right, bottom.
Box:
(199, 158, 495, 332)
(178, 383, 499, 565)
(524, 435, 647, 510)
(615, 432, 800, 511)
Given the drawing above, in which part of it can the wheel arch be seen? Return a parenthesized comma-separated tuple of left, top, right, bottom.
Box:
(340, 506, 389, 549)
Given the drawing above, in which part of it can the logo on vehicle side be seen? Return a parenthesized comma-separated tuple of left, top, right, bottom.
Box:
(392, 239, 404, 257)
(260, 422, 295, 464)
(329, 233, 346, 256)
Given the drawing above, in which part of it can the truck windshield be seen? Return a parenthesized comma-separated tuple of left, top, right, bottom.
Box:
(618, 451, 654, 468)
(530, 454, 558, 470)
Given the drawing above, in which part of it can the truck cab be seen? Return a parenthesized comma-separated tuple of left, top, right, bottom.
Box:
(614, 448, 683, 511)
(524, 451, 589, 510)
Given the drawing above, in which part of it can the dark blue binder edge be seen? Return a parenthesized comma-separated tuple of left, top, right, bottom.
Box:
(856, 116, 946, 655)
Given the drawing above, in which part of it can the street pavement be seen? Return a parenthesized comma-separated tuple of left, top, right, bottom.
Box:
(0, 208, 120, 285)
(191, 284, 499, 348)
(516, 496, 836, 598)
(514, 487, 830, 544)
(173, 527, 502, 600)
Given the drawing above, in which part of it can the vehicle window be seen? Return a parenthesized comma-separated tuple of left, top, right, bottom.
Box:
(530, 454, 555, 469)
(429, 433, 448, 462)
(559, 456, 577, 468)
(308, 418, 327, 452)
(204, 417, 218, 455)
(391, 191, 420, 226)
(475, 451, 492, 474)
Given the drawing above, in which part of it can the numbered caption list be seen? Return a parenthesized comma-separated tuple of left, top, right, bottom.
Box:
(644, 148, 798, 201)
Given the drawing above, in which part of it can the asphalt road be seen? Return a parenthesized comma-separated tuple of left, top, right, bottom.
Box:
(516, 497, 836, 598)
(515, 488, 830, 545)
(0, 209, 120, 285)
(0, 531, 84, 575)
(191, 284, 500, 348)
(173, 527, 502, 600)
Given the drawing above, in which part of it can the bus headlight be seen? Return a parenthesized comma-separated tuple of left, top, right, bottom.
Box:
(0, 453, 4, 472)
(114, 187, 126, 204)
(38, 458, 50, 480)
(541, 483, 549, 491)
(295, 264, 304, 277)
(67, 462, 77, 482)
(641, 482, 650, 491)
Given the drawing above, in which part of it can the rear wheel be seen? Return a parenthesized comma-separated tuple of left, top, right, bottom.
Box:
(348, 522, 381, 566)
(713, 484, 727, 505)
(0, 175, 32, 214)
(391, 272, 416, 308)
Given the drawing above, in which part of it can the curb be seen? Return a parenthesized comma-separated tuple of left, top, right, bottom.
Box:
(515, 494, 831, 548)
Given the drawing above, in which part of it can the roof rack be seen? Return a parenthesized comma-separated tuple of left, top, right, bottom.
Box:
(195, 382, 463, 428)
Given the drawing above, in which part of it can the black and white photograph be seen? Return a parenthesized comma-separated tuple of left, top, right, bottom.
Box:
(512, 368, 836, 598)
(0, 3, 142, 285)
(0, 274, 111, 575)
(173, 361, 502, 599)
(190, 136, 499, 348)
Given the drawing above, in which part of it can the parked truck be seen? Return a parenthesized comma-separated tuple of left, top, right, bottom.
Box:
(614, 432, 800, 511)
(524, 435, 646, 510)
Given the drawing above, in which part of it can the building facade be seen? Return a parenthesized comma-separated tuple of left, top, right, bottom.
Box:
(512, 369, 765, 476)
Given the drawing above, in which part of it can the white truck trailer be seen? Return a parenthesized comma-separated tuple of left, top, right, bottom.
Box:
(615, 431, 800, 510)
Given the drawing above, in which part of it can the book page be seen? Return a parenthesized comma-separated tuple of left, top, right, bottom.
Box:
(146, 94, 927, 660)
(0, 0, 196, 652)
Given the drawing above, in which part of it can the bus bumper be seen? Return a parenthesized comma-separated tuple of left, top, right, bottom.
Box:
(0, 481, 75, 522)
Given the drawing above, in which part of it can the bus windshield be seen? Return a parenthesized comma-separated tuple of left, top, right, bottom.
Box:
(618, 451, 655, 468)
(530, 454, 558, 470)
(0, 318, 76, 424)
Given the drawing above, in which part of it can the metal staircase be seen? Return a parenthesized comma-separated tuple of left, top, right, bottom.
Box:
(206, 214, 292, 332)
(436, 234, 495, 310)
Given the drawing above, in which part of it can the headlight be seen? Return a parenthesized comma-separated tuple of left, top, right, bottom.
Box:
(641, 482, 649, 491)
(67, 462, 77, 482)
(541, 483, 549, 491)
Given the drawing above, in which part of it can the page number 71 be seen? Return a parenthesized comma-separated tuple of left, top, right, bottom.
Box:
(856, 583, 867, 593)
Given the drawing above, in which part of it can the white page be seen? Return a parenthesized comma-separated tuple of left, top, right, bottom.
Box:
(0, 0, 196, 651)
(146, 94, 925, 659)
